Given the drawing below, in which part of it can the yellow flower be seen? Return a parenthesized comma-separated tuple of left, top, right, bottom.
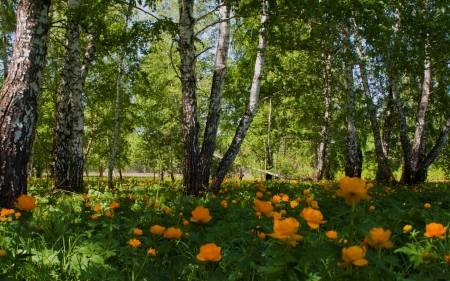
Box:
(337, 246, 368, 267)
(336, 176, 371, 205)
(300, 207, 327, 229)
(15, 194, 36, 211)
(129, 239, 141, 247)
(150, 225, 165, 235)
(403, 225, 413, 234)
(253, 199, 274, 217)
(164, 227, 183, 240)
(196, 243, 222, 261)
(424, 203, 431, 208)
(133, 228, 143, 235)
(362, 227, 394, 249)
(0, 250, 6, 257)
(190, 206, 212, 223)
(268, 217, 303, 241)
(148, 248, 157, 256)
(326, 230, 338, 240)
(424, 223, 446, 239)
(94, 204, 101, 212)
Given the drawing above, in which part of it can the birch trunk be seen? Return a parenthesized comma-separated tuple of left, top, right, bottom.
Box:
(108, 4, 131, 189)
(353, 24, 393, 181)
(314, 54, 332, 180)
(179, 0, 202, 194)
(200, 3, 230, 188)
(0, 0, 51, 208)
(342, 25, 362, 178)
(210, 0, 269, 191)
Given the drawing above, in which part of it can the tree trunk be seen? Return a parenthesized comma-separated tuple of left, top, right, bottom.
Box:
(0, 3, 8, 80)
(108, 4, 131, 189)
(265, 97, 273, 180)
(200, 4, 230, 189)
(314, 54, 332, 180)
(54, 19, 74, 189)
(353, 22, 393, 182)
(178, 0, 201, 195)
(210, 0, 269, 191)
(342, 25, 362, 178)
(0, 0, 51, 208)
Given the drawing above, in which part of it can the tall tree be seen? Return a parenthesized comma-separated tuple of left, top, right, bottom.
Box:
(0, 0, 51, 208)
(210, 0, 269, 191)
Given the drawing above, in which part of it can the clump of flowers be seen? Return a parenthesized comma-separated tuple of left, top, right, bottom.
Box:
(196, 243, 222, 261)
(190, 206, 212, 223)
(336, 176, 371, 205)
(337, 246, 368, 267)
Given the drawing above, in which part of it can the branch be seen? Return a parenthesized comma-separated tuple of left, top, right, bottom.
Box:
(194, 16, 235, 37)
(113, 0, 160, 20)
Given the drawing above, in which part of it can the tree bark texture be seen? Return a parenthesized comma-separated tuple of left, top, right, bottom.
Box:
(210, 0, 269, 191)
(179, 0, 202, 195)
(353, 24, 393, 182)
(342, 25, 362, 178)
(200, 4, 230, 188)
(314, 54, 332, 180)
(0, 0, 51, 208)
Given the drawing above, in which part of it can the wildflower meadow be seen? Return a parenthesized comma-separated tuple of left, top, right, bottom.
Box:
(1, 176, 450, 280)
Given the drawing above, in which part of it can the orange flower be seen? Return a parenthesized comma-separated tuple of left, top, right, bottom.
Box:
(336, 176, 371, 205)
(253, 199, 274, 217)
(150, 225, 165, 235)
(94, 204, 101, 212)
(337, 246, 368, 267)
(362, 227, 394, 249)
(129, 239, 141, 247)
(444, 253, 450, 264)
(300, 207, 327, 229)
(15, 194, 36, 211)
(110, 202, 120, 209)
(164, 227, 183, 240)
(290, 201, 298, 208)
(190, 206, 212, 223)
(148, 248, 157, 256)
(196, 243, 222, 261)
(424, 223, 446, 239)
(268, 217, 303, 241)
(326, 230, 338, 240)
(133, 228, 143, 235)
(424, 203, 431, 208)
(271, 195, 281, 204)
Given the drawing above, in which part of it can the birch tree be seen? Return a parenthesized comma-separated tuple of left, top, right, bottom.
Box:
(0, 0, 51, 208)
